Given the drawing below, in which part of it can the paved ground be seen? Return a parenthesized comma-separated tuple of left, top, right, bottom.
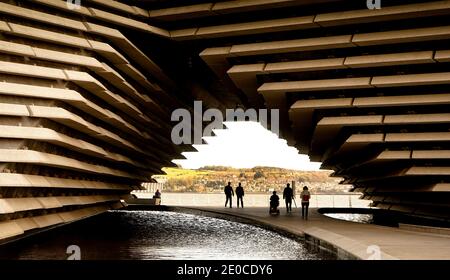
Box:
(187, 206, 450, 260)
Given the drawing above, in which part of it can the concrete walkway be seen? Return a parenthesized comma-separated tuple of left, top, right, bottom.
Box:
(186, 206, 450, 260)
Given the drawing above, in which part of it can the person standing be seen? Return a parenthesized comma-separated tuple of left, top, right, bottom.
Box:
(235, 182, 244, 208)
(301, 186, 311, 219)
(283, 183, 294, 213)
(224, 182, 234, 208)
(153, 189, 161, 199)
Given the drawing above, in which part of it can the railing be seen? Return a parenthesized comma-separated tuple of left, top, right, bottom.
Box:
(133, 192, 371, 208)
(138, 182, 164, 193)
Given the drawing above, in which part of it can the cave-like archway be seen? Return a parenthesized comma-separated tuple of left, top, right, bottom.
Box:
(1, 0, 449, 244)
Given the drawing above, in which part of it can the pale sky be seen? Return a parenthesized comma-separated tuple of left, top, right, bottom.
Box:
(173, 121, 321, 171)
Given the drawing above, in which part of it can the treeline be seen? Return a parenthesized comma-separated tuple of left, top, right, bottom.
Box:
(160, 166, 346, 193)
(197, 166, 313, 173)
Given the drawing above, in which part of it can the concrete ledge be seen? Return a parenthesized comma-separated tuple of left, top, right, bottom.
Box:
(0, 205, 114, 245)
(304, 227, 397, 260)
(125, 198, 161, 206)
(0, 173, 131, 190)
(0, 149, 144, 180)
(399, 223, 450, 236)
(316, 1, 450, 26)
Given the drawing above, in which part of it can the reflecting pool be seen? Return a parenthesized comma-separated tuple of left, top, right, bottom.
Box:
(0, 210, 334, 260)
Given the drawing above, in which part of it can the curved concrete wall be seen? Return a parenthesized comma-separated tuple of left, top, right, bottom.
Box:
(189, 0, 450, 222)
(0, 0, 183, 242)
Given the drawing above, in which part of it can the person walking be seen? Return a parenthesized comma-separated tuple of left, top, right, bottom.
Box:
(235, 182, 244, 208)
(283, 183, 294, 213)
(301, 186, 311, 219)
(224, 182, 234, 208)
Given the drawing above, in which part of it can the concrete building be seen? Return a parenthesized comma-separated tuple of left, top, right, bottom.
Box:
(0, 0, 449, 242)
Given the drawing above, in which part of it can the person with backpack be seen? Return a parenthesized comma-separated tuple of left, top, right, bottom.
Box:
(301, 186, 311, 219)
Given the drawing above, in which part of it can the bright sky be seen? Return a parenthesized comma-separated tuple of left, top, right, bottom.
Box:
(173, 121, 321, 171)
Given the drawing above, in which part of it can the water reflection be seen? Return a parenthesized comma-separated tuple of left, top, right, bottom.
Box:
(324, 213, 373, 224)
(0, 210, 333, 260)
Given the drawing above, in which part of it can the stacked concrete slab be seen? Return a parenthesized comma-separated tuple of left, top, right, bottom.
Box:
(162, 0, 449, 222)
(0, 0, 190, 242)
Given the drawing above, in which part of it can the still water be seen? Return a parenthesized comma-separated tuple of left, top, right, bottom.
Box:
(0, 211, 333, 260)
(324, 213, 373, 224)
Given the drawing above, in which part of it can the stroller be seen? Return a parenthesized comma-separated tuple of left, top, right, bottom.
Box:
(269, 191, 280, 215)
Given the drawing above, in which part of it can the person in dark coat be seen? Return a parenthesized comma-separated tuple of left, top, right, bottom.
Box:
(235, 182, 245, 208)
(153, 189, 161, 199)
(224, 182, 234, 208)
(270, 191, 280, 214)
(283, 183, 294, 213)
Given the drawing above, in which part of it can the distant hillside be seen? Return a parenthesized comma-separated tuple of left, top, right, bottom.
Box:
(153, 166, 351, 194)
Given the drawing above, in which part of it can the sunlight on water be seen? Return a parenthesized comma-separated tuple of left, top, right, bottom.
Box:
(0, 211, 334, 260)
(324, 213, 373, 224)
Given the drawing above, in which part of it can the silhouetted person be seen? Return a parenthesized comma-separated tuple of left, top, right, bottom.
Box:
(235, 182, 244, 208)
(224, 182, 234, 208)
(301, 186, 311, 219)
(270, 191, 280, 214)
(283, 183, 294, 213)
(153, 189, 161, 199)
